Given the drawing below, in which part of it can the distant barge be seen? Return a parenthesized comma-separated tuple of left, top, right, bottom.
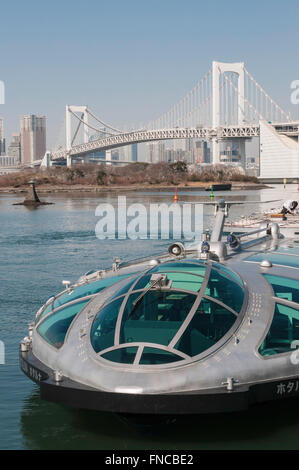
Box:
(205, 184, 232, 191)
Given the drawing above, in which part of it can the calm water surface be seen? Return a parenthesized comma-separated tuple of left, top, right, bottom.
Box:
(1, 185, 299, 450)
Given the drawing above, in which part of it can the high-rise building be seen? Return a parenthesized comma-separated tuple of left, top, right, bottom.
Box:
(120, 144, 138, 162)
(0, 155, 18, 167)
(146, 142, 165, 163)
(131, 143, 138, 162)
(173, 138, 186, 152)
(0, 118, 5, 155)
(7, 133, 21, 162)
(193, 141, 208, 163)
(165, 148, 175, 162)
(20, 115, 46, 164)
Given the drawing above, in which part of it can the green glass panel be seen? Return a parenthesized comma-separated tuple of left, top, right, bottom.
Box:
(133, 274, 153, 291)
(139, 347, 184, 365)
(119, 291, 196, 346)
(41, 273, 134, 319)
(165, 272, 204, 292)
(175, 298, 236, 357)
(101, 347, 138, 364)
(259, 303, 299, 356)
(245, 252, 299, 269)
(205, 269, 244, 313)
(134, 272, 204, 293)
(264, 274, 299, 304)
(212, 262, 243, 285)
(274, 246, 299, 256)
(90, 297, 124, 353)
(37, 300, 88, 348)
(150, 262, 206, 278)
(110, 277, 140, 300)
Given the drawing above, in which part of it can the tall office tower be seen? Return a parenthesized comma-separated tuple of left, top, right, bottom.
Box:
(131, 143, 138, 162)
(146, 143, 154, 163)
(205, 146, 211, 163)
(20, 115, 46, 164)
(165, 148, 175, 162)
(146, 142, 165, 163)
(185, 138, 194, 163)
(0, 118, 5, 155)
(193, 140, 210, 163)
(120, 144, 138, 162)
(173, 138, 186, 152)
(193, 141, 205, 163)
(7, 134, 21, 162)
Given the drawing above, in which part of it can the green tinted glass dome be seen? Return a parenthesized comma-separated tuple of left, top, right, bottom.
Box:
(36, 273, 138, 348)
(90, 260, 245, 366)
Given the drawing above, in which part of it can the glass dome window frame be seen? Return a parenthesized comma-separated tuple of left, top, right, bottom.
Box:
(35, 273, 142, 350)
(89, 261, 248, 368)
(36, 299, 89, 350)
(258, 301, 299, 358)
(36, 272, 140, 323)
(258, 273, 299, 359)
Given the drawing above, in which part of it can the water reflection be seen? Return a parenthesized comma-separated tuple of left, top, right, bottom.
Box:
(20, 390, 299, 450)
(21, 391, 142, 450)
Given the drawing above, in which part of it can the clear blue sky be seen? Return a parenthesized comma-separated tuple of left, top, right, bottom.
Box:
(0, 0, 298, 148)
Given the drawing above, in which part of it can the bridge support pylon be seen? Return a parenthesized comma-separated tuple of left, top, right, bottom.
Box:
(106, 149, 112, 166)
(239, 139, 246, 168)
(66, 105, 89, 167)
(66, 153, 72, 167)
(212, 61, 245, 166)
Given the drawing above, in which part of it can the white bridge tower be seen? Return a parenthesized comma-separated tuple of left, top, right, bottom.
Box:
(212, 61, 245, 165)
(66, 105, 89, 166)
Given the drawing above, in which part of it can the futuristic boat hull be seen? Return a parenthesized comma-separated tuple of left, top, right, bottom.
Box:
(20, 348, 299, 414)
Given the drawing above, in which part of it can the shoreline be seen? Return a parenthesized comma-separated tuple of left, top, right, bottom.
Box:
(0, 181, 270, 195)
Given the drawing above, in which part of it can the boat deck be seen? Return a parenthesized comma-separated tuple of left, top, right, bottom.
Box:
(225, 210, 299, 231)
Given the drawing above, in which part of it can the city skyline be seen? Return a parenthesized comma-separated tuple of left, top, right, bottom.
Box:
(0, 0, 298, 150)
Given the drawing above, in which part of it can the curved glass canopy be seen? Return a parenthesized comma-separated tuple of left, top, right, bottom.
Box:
(259, 302, 299, 357)
(39, 273, 136, 321)
(37, 300, 89, 349)
(259, 274, 299, 357)
(36, 272, 138, 348)
(90, 260, 245, 366)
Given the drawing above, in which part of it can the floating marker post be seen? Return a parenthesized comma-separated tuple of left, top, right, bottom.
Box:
(210, 185, 214, 199)
(25, 180, 41, 203)
(174, 187, 178, 203)
(13, 180, 53, 207)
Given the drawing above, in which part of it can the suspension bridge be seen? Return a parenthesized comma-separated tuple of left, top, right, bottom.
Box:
(43, 61, 299, 167)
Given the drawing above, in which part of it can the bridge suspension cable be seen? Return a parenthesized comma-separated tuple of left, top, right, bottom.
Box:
(86, 108, 123, 133)
(243, 66, 291, 122)
(220, 69, 264, 123)
(68, 109, 115, 136)
(71, 113, 84, 146)
(147, 69, 213, 129)
(219, 66, 291, 125)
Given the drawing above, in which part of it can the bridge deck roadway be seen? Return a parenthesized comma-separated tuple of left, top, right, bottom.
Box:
(51, 123, 299, 161)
